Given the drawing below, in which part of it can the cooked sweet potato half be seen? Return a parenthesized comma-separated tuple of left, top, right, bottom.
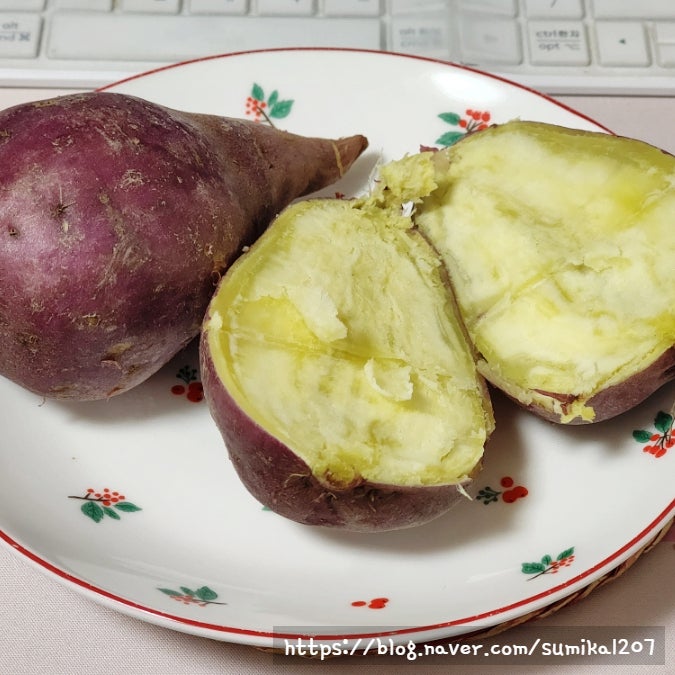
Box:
(416, 120, 675, 423)
(201, 158, 494, 531)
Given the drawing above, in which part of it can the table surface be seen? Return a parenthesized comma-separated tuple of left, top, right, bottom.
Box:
(0, 88, 673, 675)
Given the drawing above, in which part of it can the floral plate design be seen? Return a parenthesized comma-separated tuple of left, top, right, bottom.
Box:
(0, 49, 672, 649)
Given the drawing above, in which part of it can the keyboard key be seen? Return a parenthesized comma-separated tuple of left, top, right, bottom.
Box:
(459, 15, 521, 64)
(595, 21, 649, 66)
(527, 21, 589, 65)
(188, 0, 248, 14)
(0, 1, 43, 9)
(390, 14, 450, 58)
(48, 14, 380, 61)
(656, 44, 675, 66)
(654, 22, 675, 43)
(0, 14, 41, 58)
(120, 0, 180, 12)
(257, 0, 314, 16)
(592, 0, 675, 20)
(524, 0, 583, 19)
(324, 0, 380, 17)
(458, 0, 516, 16)
(53, 0, 112, 9)
(390, 0, 447, 14)
(654, 22, 675, 66)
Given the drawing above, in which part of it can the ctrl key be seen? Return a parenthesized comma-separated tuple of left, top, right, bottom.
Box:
(0, 15, 41, 58)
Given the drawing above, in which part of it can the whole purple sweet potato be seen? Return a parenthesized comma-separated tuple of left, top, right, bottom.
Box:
(0, 92, 367, 400)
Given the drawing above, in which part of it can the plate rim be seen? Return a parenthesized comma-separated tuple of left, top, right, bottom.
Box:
(2, 503, 672, 643)
(96, 46, 613, 134)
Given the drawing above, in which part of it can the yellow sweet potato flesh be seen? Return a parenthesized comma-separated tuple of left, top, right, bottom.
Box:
(205, 198, 492, 490)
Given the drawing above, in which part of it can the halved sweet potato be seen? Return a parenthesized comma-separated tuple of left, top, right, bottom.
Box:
(416, 120, 675, 423)
(201, 120, 675, 531)
(201, 158, 493, 531)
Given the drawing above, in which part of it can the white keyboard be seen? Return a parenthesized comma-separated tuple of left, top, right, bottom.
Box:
(1, 1, 675, 95)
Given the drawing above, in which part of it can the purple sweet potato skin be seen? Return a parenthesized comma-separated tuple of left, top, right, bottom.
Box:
(528, 346, 675, 424)
(0, 92, 367, 399)
(200, 333, 469, 532)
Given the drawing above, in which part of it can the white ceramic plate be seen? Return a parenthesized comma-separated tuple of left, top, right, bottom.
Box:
(1, 49, 673, 649)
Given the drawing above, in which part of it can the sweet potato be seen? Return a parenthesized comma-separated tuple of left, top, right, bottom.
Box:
(0, 92, 367, 400)
(415, 120, 675, 423)
(201, 120, 674, 531)
(201, 159, 493, 532)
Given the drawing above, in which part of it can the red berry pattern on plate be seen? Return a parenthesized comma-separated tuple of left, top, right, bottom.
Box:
(351, 597, 389, 609)
(245, 83, 293, 127)
(476, 476, 528, 504)
(633, 410, 674, 458)
(522, 547, 575, 580)
(436, 108, 492, 147)
(68, 488, 141, 523)
(171, 365, 204, 403)
(158, 585, 226, 607)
